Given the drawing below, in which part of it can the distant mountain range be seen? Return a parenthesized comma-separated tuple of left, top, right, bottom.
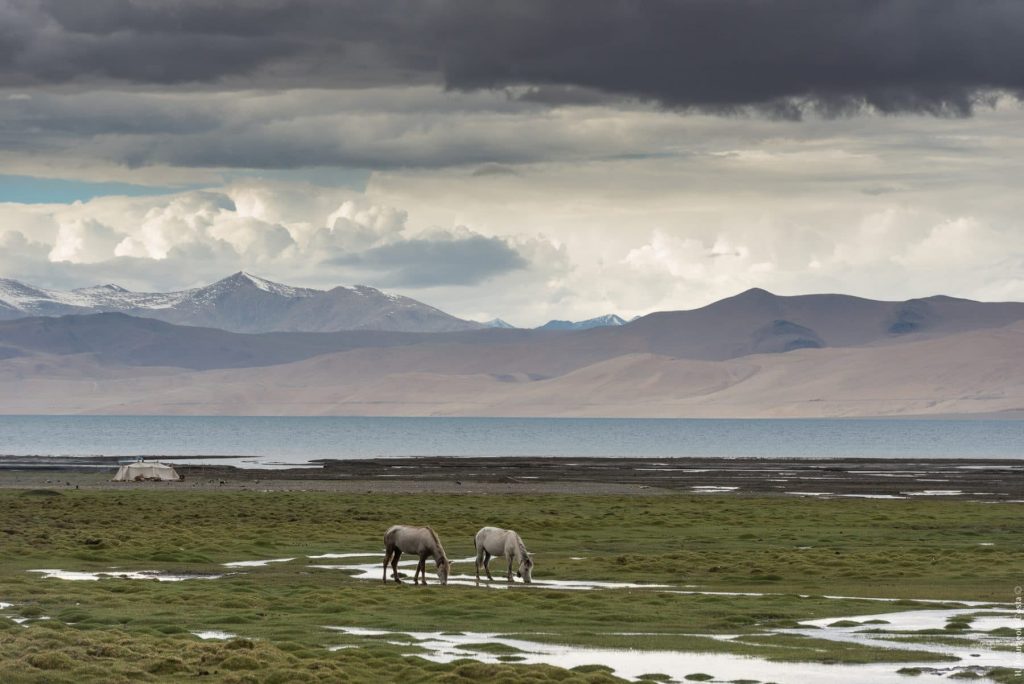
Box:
(537, 314, 627, 330)
(0, 272, 482, 334)
(0, 272, 637, 333)
(1, 287, 1022, 418)
(480, 314, 628, 330)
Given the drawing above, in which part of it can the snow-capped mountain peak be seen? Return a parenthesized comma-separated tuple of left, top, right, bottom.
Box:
(481, 318, 516, 329)
(536, 314, 627, 330)
(73, 284, 130, 294)
(0, 273, 483, 334)
(201, 272, 316, 299)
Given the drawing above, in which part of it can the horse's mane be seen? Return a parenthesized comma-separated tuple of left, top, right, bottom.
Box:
(425, 526, 445, 555)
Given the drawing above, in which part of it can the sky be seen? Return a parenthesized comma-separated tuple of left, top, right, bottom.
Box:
(1, 1, 1023, 326)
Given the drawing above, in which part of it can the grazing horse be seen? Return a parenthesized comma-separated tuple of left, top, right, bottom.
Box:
(474, 526, 534, 584)
(383, 525, 451, 585)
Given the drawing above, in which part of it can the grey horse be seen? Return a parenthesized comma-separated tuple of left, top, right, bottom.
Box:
(383, 525, 451, 585)
(474, 526, 534, 584)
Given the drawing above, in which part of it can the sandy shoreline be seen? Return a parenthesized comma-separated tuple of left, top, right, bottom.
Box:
(1, 455, 1021, 500)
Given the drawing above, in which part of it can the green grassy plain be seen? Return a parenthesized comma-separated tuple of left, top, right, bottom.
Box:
(0, 488, 1021, 683)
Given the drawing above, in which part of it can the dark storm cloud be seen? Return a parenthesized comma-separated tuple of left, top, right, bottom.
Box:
(331, 235, 529, 287)
(2, 0, 430, 87)
(5, 1, 1024, 116)
(430, 0, 1024, 117)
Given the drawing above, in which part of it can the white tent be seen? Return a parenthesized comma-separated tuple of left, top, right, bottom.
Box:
(112, 461, 181, 482)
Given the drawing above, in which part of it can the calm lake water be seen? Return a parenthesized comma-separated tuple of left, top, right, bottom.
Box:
(0, 416, 1021, 467)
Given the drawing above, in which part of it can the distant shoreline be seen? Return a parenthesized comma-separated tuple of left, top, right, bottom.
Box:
(2, 411, 1023, 419)
(1, 455, 1021, 501)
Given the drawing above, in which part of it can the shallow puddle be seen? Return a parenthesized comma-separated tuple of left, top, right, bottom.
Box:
(801, 607, 1017, 633)
(223, 557, 295, 567)
(972, 615, 1019, 631)
(231, 547, 1015, 678)
(11, 616, 51, 625)
(29, 569, 227, 581)
(1, 601, 49, 626)
(788, 491, 917, 500)
(325, 625, 1003, 684)
(303, 551, 1006, 603)
(191, 630, 237, 640)
(308, 552, 380, 559)
(837, 494, 906, 499)
(310, 552, 669, 590)
(786, 607, 1020, 675)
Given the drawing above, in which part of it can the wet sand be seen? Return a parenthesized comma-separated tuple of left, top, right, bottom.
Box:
(1, 455, 1021, 500)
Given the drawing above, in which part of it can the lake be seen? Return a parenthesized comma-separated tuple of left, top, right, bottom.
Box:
(0, 415, 1021, 467)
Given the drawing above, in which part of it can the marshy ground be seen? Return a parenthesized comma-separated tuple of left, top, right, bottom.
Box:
(0, 458, 1021, 682)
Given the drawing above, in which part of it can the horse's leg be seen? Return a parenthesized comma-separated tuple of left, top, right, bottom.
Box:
(390, 549, 403, 583)
(383, 546, 392, 583)
(483, 551, 495, 581)
(473, 540, 485, 581)
(416, 554, 428, 585)
(506, 555, 514, 583)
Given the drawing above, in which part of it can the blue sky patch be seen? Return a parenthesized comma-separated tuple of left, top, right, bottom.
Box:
(0, 175, 193, 204)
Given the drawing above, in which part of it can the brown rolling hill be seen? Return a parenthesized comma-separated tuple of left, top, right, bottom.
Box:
(596, 288, 1024, 360)
(0, 321, 1020, 417)
(0, 288, 1022, 417)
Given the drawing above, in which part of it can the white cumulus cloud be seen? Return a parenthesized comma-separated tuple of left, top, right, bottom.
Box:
(48, 219, 122, 264)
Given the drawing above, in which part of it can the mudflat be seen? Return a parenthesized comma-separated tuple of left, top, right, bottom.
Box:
(2, 455, 1021, 500)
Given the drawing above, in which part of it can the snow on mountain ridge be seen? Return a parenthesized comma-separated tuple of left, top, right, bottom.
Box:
(73, 284, 129, 294)
(221, 271, 316, 299)
(0, 273, 483, 333)
(537, 314, 627, 330)
(481, 318, 516, 329)
(0, 279, 55, 308)
(0, 277, 181, 311)
(0, 272, 328, 312)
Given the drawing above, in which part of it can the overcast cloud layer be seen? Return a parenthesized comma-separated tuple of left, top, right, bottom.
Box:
(1, 1, 1022, 324)
(7, 0, 1024, 115)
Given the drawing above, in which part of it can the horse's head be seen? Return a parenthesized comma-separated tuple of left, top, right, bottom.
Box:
(436, 557, 451, 585)
(518, 553, 534, 584)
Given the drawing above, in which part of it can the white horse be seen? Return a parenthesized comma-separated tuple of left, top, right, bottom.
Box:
(474, 526, 534, 584)
(383, 525, 451, 585)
